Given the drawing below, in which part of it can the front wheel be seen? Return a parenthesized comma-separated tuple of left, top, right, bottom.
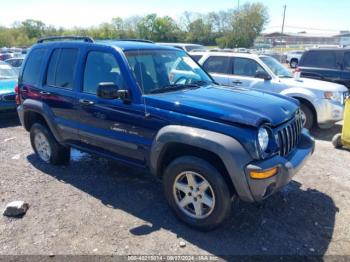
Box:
(290, 59, 298, 68)
(300, 103, 315, 130)
(332, 134, 343, 148)
(163, 156, 233, 231)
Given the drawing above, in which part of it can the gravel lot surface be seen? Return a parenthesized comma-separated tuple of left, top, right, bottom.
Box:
(0, 112, 349, 258)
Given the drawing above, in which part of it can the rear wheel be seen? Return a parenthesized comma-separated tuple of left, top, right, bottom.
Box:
(163, 156, 233, 231)
(30, 123, 70, 165)
(300, 103, 315, 130)
(290, 59, 298, 68)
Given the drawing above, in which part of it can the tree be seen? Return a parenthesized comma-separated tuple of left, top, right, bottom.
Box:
(21, 19, 46, 39)
(217, 3, 268, 48)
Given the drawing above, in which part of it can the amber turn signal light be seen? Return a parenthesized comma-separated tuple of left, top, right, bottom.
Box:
(250, 167, 278, 179)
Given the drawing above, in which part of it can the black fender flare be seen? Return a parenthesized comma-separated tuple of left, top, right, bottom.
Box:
(21, 99, 63, 143)
(150, 125, 255, 202)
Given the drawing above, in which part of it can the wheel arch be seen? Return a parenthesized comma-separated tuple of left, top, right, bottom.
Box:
(150, 125, 255, 202)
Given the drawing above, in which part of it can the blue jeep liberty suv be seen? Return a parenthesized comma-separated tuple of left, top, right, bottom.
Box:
(16, 36, 315, 230)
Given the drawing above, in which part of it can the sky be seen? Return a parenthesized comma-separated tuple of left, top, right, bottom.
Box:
(1, 0, 349, 34)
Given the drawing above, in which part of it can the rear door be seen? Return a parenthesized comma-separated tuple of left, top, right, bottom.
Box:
(202, 56, 231, 86)
(40, 47, 81, 143)
(300, 50, 342, 83)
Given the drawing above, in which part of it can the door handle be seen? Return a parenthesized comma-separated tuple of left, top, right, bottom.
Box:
(79, 99, 95, 106)
(232, 80, 242, 85)
(40, 91, 51, 95)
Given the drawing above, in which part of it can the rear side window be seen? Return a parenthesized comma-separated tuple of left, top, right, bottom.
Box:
(302, 51, 337, 69)
(22, 48, 46, 86)
(46, 48, 79, 89)
(203, 56, 231, 74)
(344, 52, 350, 71)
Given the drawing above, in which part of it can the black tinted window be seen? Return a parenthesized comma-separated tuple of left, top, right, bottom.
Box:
(233, 58, 266, 77)
(83, 51, 124, 94)
(22, 49, 46, 86)
(190, 55, 203, 62)
(203, 56, 231, 74)
(46, 48, 78, 89)
(344, 52, 350, 70)
(302, 51, 337, 69)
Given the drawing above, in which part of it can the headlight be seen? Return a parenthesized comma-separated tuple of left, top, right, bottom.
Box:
(258, 127, 269, 152)
(324, 91, 342, 104)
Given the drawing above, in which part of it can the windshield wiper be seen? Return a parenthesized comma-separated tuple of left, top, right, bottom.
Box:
(149, 84, 201, 94)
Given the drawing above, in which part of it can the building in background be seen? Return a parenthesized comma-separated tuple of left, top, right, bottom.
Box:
(255, 31, 350, 48)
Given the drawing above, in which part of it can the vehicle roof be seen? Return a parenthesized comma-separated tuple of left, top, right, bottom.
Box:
(34, 40, 180, 52)
(157, 42, 204, 47)
(306, 48, 350, 52)
(192, 51, 262, 59)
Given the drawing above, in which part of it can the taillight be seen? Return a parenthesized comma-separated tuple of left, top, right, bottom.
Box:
(15, 85, 20, 105)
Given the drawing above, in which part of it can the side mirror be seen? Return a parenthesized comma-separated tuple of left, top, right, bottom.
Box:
(255, 71, 272, 81)
(97, 82, 119, 99)
(97, 82, 131, 102)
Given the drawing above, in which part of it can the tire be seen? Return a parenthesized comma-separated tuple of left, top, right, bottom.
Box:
(290, 59, 298, 68)
(163, 156, 233, 231)
(30, 123, 70, 165)
(332, 134, 343, 148)
(300, 103, 315, 130)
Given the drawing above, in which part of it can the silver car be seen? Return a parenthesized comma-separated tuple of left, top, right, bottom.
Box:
(195, 52, 349, 129)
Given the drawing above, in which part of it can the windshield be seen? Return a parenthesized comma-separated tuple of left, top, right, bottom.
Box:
(260, 56, 293, 78)
(0, 62, 17, 79)
(125, 50, 213, 94)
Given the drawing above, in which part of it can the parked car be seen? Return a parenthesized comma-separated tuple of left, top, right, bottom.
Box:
(195, 52, 349, 129)
(157, 42, 206, 52)
(286, 50, 304, 68)
(297, 48, 350, 90)
(0, 61, 17, 111)
(5, 56, 25, 74)
(0, 52, 14, 61)
(17, 36, 314, 230)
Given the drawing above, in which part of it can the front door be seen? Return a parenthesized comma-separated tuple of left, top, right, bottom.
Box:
(76, 48, 161, 166)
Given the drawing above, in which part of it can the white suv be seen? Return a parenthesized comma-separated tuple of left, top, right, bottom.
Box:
(195, 51, 348, 129)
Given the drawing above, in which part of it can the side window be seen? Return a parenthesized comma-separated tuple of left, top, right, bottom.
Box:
(46, 48, 79, 89)
(303, 51, 337, 69)
(203, 56, 231, 74)
(344, 52, 350, 71)
(190, 55, 203, 62)
(233, 58, 266, 77)
(22, 48, 46, 86)
(83, 51, 125, 94)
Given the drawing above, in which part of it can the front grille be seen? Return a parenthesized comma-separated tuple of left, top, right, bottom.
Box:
(276, 114, 303, 157)
(2, 94, 16, 102)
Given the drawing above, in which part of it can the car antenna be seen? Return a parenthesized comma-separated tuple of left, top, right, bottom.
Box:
(137, 48, 150, 118)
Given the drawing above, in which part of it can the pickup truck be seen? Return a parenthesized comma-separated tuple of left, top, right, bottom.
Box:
(16, 37, 315, 230)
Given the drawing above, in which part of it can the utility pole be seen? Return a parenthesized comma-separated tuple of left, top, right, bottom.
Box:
(281, 5, 287, 34)
(237, 0, 240, 9)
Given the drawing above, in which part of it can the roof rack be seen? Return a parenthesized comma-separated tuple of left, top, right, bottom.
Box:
(37, 36, 94, 44)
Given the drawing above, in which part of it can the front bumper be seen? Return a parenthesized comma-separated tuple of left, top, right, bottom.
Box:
(245, 129, 315, 202)
(315, 98, 344, 126)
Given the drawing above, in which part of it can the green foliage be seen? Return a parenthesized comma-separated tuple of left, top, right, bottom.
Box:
(216, 3, 269, 48)
(0, 3, 269, 48)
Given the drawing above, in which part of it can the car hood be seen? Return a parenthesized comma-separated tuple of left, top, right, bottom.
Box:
(145, 85, 299, 127)
(279, 77, 348, 92)
(0, 78, 17, 95)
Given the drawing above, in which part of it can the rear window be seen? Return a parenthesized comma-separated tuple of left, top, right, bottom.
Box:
(22, 48, 47, 86)
(46, 48, 79, 89)
(203, 56, 231, 74)
(302, 51, 337, 69)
